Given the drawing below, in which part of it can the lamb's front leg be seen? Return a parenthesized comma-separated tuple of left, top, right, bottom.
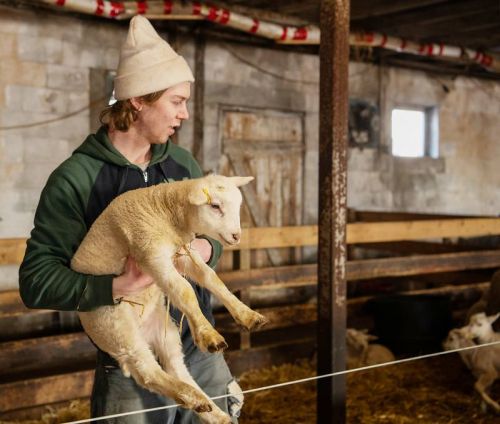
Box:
(137, 246, 227, 353)
(182, 248, 268, 331)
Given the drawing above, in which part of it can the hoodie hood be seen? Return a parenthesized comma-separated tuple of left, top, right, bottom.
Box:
(73, 126, 171, 167)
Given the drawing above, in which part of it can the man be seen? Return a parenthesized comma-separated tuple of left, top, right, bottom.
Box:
(19, 15, 240, 423)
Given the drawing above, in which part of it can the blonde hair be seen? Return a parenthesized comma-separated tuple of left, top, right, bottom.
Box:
(99, 90, 166, 131)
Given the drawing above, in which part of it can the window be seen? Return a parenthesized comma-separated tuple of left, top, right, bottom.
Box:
(391, 107, 439, 158)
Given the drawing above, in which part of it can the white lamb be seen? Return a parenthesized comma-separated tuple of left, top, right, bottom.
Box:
(346, 328, 395, 369)
(467, 312, 500, 344)
(71, 174, 268, 424)
(443, 326, 500, 413)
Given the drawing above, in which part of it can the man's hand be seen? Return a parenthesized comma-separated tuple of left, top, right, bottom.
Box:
(191, 238, 212, 263)
(112, 256, 154, 299)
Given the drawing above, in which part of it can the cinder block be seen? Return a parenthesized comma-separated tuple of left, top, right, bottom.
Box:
(0, 33, 17, 59)
(0, 9, 38, 36)
(0, 265, 21, 292)
(14, 162, 54, 190)
(105, 47, 120, 70)
(0, 60, 47, 88)
(23, 138, 72, 163)
(38, 17, 83, 43)
(6, 85, 87, 115)
(81, 22, 126, 48)
(18, 35, 63, 64)
(62, 41, 109, 69)
(47, 64, 89, 91)
(0, 135, 24, 165)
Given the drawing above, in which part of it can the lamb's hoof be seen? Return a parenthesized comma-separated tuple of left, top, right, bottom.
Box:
(195, 329, 228, 353)
(238, 310, 269, 332)
(177, 387, 212, 413)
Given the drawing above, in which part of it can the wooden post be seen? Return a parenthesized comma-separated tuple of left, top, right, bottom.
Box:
(193, 31, 205, 165)
(317, 0, 350, 423)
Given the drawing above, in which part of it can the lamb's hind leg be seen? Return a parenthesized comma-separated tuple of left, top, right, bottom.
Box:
(152, 304, 231, 424)
(181, 248, 268, 331)
(119, 340, 214, 415)
(136, 245, 227, 353)
(475, 373, 500, 414)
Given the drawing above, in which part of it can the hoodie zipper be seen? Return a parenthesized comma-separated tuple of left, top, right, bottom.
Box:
(142, 169, 148, 183)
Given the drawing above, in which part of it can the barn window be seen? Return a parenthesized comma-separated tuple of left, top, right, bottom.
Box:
(391, 107, 439, 158)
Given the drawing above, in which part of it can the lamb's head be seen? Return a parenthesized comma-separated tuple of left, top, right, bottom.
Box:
(443, 327, 475, 351)
(467, 312, 500, 341)
(188, 175, 254, 246)
(346, 328, 376, 355)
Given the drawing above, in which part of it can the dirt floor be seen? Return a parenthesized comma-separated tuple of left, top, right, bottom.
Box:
(239, 354, 500, 424)
(2, 354, 499, 424)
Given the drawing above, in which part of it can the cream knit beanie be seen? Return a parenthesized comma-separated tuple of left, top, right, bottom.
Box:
(114, 15, 194, 100)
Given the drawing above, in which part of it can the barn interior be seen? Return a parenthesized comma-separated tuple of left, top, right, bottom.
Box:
(0, 1, 499, 423)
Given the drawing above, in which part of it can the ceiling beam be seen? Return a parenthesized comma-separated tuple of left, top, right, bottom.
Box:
(352, 0, 498, 30)
(350, 0, 449, 20)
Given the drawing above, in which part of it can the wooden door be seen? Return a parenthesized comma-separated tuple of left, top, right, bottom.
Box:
(218, 107, 305, 268)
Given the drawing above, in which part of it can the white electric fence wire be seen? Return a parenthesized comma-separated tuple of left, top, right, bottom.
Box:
(63, 339, 500, 424)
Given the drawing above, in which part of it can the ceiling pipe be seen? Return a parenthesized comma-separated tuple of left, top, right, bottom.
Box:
(36, 0, 500, 73)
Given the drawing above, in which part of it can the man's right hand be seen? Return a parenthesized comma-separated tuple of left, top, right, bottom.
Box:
(112, 256, 154, 299)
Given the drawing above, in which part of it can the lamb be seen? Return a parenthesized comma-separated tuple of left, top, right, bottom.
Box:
(467, 312, 500, 344)
(466, 269, 500, 331)
(443, 326, 500, 413)
(71, 174, 268, 424)
(346, 328, 395, 369)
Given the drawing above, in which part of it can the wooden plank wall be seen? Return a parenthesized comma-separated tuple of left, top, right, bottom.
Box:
(1, 214, 499, 417)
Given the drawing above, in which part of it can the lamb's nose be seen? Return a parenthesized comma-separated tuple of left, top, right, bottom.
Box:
(232, 233, 241, 243)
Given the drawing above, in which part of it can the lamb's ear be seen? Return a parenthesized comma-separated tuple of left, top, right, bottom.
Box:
(188, 185, 210, 206)
(488, 312, 500, 324)
(229, 176, 254, 187)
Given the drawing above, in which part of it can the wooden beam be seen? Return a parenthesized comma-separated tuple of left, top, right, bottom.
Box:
(350, 0, 449, 20)
(216, 281, 489, 333)
(0, 341, 315, 414)
(0, 333, 95, 380)
(225, 338, 315, 376)
(220, 250, 500, 291)
(0, 238, 27, 266)
(0, 370, 94, 412)
(352, 0, 497, 28)
(192, 31, 205, 165)
(318, 0, 350, 422)
(3, 218, 500, 264)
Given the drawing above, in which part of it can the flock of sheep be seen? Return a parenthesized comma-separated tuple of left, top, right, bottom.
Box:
(70, 174, 499, 420)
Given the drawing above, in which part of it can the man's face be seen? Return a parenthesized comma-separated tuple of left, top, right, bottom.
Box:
(135, 81, 191, 144)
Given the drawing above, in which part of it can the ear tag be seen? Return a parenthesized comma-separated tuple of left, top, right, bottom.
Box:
(202, 187, 212, 205)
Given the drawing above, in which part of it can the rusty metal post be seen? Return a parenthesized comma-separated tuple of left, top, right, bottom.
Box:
(317, 0, 350, 423)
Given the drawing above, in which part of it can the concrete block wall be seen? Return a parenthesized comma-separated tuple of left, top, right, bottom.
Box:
(0, 8, 125, 289)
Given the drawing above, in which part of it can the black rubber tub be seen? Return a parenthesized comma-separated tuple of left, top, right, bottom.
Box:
(368, 294, 453, 355)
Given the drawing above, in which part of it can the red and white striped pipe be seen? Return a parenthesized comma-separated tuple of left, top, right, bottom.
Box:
(38, 0, 500, 72)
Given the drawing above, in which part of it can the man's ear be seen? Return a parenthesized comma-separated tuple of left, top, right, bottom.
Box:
(229, 176, 254, 187)
(129, 97, 144, 111)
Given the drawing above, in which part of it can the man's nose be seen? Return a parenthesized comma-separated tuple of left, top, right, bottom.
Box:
(178, 104, 189, 120)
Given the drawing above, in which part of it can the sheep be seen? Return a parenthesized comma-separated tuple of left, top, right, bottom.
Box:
(466, 269, 500, 331)
(443, 327, 500, 414)
(71, 174, 268, 424)
(467, 312, 500, 344)
(346, 328, 395, 370)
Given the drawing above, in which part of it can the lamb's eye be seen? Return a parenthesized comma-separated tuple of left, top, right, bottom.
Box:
(211, 204, 221, 210)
